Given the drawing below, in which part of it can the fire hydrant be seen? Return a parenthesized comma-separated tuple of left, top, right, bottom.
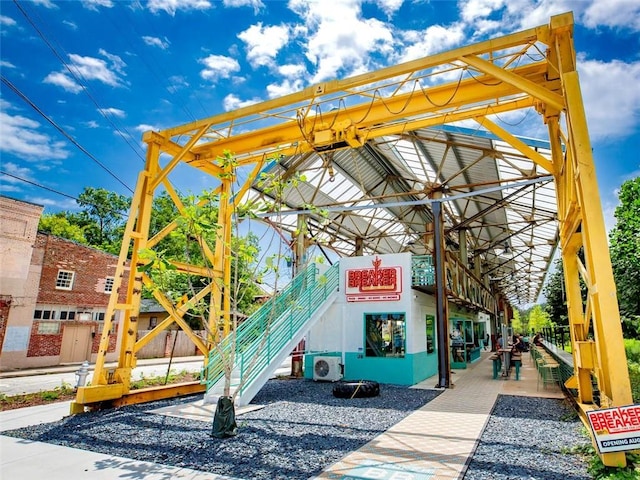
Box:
(75, 361, 90, 389)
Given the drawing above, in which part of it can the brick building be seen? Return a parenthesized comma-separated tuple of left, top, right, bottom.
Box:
(0, 196, 128, 370)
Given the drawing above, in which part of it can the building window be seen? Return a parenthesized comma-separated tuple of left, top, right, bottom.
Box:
(34, 309, 56, 320)
(364, 312, 406, 358)
(55, 270, 75, 290)
(94, 312, 105, 321)
(149, 316, 158, 329)
(37, 322, 60, 334)
(105, 277, 114, 293)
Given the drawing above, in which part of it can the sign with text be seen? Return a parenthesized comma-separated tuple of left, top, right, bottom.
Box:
(345, 256, 402, 302)
(587, 404, 640, 453)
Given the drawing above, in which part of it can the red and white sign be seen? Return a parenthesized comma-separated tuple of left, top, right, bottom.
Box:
(587, 404, 640, 453)
(345, 256, 402, 302)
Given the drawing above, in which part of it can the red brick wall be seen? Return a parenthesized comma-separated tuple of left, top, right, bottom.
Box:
(27, 321, 64, 357)
(26, 234, 127, 359)
(35, 233, 128, 306)
(27, 321, 118, 357)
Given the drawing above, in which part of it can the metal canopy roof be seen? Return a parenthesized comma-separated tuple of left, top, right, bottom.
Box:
(246, 125, 558, 307)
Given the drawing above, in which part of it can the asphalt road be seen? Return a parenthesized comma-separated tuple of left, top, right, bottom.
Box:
(0, 357, 294, 396)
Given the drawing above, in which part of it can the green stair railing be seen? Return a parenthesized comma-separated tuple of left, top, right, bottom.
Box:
(204, 262, 339, 398)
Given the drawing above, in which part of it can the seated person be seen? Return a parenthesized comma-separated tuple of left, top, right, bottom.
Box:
(532, 333, 543, 346)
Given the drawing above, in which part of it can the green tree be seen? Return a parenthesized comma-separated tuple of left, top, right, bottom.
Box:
(76, 187, 130, 252)
(38, 213, 88, 244)
(528, 304, 553, 333)
(609, 177, 640, 338)
(542, 259, 568, 325)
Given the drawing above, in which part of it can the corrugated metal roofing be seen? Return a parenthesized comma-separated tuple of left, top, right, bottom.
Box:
(246, 125, 557, 307)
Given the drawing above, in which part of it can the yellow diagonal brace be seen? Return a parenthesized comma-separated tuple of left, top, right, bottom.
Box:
(460, 55, 565, 112)
(475, 116, 555, 174)
(150, 123, 210, 191)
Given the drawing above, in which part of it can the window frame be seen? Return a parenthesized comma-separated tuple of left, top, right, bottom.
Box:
(104, 277, 114, 294)
(55, 270, 75, 290)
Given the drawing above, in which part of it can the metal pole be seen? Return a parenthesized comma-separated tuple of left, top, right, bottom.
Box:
(433, 200, 451, 388)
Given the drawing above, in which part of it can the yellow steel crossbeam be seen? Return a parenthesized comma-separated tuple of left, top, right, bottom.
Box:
(459, 54, 565, 112)
(160, 21, 552, 140)
(186, 63, 549, 163)
(474, 117, 555, 174)
(150, 124, 211, 191)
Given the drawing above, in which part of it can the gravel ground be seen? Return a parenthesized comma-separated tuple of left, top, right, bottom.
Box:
(3, 379, 441, 480)
(2, 381, 593, 480)
(464, 395, 592, 480)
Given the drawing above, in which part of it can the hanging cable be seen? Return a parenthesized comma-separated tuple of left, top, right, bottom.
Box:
(1, 76, 134, 193)
(13, 0, 146, 162)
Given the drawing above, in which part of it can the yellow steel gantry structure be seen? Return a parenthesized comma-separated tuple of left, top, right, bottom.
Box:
(72, 12, 632, 466)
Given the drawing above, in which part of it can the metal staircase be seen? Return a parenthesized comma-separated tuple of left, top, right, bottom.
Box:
(203, 262, 339, 406)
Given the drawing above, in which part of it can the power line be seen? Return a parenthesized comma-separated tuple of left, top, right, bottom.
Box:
(12, 0, 146, 162)
(0, 170, 129, 219)
(1, 170, 80, 202)
(1, 76, 134, 193)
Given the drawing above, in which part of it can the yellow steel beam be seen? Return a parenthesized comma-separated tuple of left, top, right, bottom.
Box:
(160, 21, 551, 140)
(459, 54, 565, 111)
(150, 124, 211, 191)
(186, 63, 550, 162)
(111, 382, 206, 407)
(475, 116, 555, 174)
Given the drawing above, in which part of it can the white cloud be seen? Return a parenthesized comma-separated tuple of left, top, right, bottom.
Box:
(289, 0, 395, 83)
(98, 49, 126, 74)
(238, 23, 290, 68)
(2, 161, 34, 181)
(84, 120, 100, 128)
(45, 51, 127, 92)
(44, 72, 83, 93)
(31, 0, 58, 8)
(459, 0, 505, 23)
(223, 0, 264, 13)
(0, 110, 69, 161)
(375, 0, 404, 17)
(266, 78, 306, 98)
(397, 23, 465, 62)
(97, 107, 126, 118)
(579, 58, 640, 141)
(1, 60, 16, 69)
(135, 124, 161, 132)
(223, 94, 262, 111)
(168, 75, 189, 92)
(147, 0, 212, 16)
(143, 35, 170, 49)
(82, 0, 114, 11)
(277, 63, 307, 78)
(0, 15, 17, 27)
(583, 0, 640, 31)
(199, 54, 240, 81)
(63, 20, 78, 30)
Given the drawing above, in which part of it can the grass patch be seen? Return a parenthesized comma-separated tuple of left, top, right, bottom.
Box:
(0, 370, 201, 411)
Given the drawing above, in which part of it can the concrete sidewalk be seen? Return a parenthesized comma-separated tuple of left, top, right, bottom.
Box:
(0, 355, 206, 378)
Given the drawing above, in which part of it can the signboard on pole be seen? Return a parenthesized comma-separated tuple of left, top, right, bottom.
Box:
(586, 404, 640, 453)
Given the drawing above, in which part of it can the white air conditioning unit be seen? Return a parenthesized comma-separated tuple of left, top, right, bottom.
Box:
(313, 356, 342, 382)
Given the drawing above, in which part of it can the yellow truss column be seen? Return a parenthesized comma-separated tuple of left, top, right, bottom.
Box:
(562, 70, 631, 468)
(210, 165, 234, 342)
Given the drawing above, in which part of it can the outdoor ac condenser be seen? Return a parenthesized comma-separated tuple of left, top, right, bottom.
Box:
(313, 356, 343, 382)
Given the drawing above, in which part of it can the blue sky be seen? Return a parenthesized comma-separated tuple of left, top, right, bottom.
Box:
(1, 0, 639, 235)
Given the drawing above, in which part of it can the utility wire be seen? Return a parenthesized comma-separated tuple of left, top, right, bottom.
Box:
(0, 170, 129, 219)
(13, 0, 146, 162)
(1, 76, 134, 193)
